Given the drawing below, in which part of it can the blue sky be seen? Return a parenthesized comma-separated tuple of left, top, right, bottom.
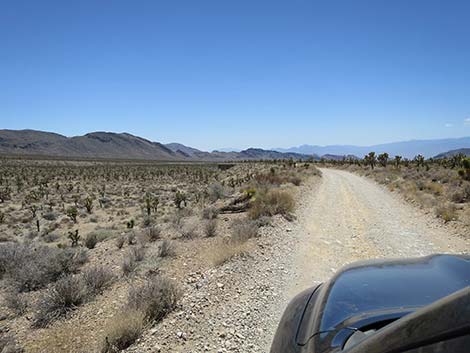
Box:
(1, 0, 470, 151)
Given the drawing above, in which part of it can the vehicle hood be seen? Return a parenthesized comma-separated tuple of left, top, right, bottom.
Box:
(318, 254, 470, 332)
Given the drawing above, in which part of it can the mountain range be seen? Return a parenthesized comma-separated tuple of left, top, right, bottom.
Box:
(0, 130, 311, 161)
(274, 137, 470, 159)
(1, 129, 469, 161)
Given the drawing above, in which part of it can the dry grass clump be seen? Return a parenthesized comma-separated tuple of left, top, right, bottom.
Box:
(248, 189, 294, 220)
(231, 219, 259, 242)
(127, 275, 180, 323)
(3, 290, 28, 316)
(82, 266, 114, 295)
(158, 239, 175, 258)
(101, 309, 145, 353)
(435, 203, 458, 223)
(202, 206, 219, 220)
(209, 239, 248, 267)
(102, 276, 180, 351)
(180, 221, 197, 240)
(208, 218, 257, 266)
(146, 226, 161, 242)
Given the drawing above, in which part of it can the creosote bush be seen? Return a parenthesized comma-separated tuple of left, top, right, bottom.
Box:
(33, 275, 87, 328)
(84, 233, 98, 249)
(0, 242, 88, 292)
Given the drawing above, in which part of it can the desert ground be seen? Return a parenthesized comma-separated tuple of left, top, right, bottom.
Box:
(0, 158, 468, 353)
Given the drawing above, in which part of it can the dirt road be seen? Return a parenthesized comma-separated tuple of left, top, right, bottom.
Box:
(286, 168, 469, 298)
(129, 169, 469, 353)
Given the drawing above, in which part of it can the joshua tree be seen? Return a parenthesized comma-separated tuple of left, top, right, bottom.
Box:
(174, 191, 187, 209)
(83, 196, 93, 213)
(377, 153, 389, 168)
(68, 229, 80, 247)
(143, 192, 158, 215)
(364, 152, 377, 169)
(458, 158, 470, 181)
(66, 206, 78, 223)
(414, 154, 425, 169)
(394, 155, 402, 168)
(29, 205, 38, 218)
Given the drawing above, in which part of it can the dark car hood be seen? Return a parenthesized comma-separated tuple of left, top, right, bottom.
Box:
(319, 254, 470, 332)
(298, 254, 470, 352)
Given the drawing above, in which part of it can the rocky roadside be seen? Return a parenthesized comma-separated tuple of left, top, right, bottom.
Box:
(125, 180, 320, 353)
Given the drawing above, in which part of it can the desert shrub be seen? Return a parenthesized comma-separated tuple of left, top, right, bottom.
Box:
(158, 240, 175, 258)
(121, 247, 144, 276)
(202, 206, 219, 220)
(84, 233, 98, 249)
(231, 219, 259, 242)
(43, 233, 60, 243)
(3, 290, 28, 316)
(127, 232, 136, 245)
(82, 266, 114, 295)
(147, 226, 161, 242)
(115, 236, 125, 249)
(141, 216, 153, 228)
(0, 243, 87, 292)
(248, 189, 294, 219)
(435, 203, 458, 222)
(207, 182, 226, 202)
(204, 219, 217, 237)
(180, 222, 197, 240)
(451, 183, 470, 203)
(290, 176, 302, 186)
(42, 212, 57, 221)
(33, 275, 87, 328)
(121, 256, 137, 276)
(127, 275, 180, 323)
(129, 246, 146, 262)
(101, 309, 145, 353)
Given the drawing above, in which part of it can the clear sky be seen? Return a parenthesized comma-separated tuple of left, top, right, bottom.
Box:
(1, 0, 470, 151)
